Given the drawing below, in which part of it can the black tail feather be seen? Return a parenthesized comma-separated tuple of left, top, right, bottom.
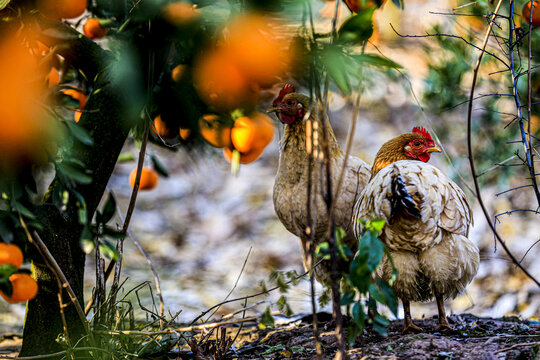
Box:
(390, 171, 421, 221)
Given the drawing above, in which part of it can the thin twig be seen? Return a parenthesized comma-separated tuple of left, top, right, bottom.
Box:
(95, 312, 282, 336)
(189, 259, 322, 326)
(85, 110, 151, 315)
(204, 246, 252, 323)
(494, 342, 540, 354)
(466, 0, 540, 287)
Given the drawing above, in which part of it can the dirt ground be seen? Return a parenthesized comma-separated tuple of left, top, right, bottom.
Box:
(216, 313, 539, 360)
(1, 313, 538, 359)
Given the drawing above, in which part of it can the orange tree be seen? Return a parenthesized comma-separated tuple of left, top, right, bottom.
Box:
(0, 0, 399, 356)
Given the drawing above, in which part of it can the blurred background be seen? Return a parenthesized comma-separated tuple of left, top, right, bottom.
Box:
(1, 0, 539, 334)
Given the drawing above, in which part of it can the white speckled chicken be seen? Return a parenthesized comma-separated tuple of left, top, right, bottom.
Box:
(267, 84, 371, 283)
(353, 127, 479, 333)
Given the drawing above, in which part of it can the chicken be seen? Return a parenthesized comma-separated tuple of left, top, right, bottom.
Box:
(352, 127, 479, 333)
(267, 84, 371, 283)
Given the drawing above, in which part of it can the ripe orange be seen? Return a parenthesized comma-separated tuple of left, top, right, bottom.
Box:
(63, 88, 87, 109)
(152, 115, 175, 139)
(179, 128, 191, 140)
(523, 1, 540, 27)
(45, 67, 60, 88)
(74, 110, 82, 122)
(193, 49, 260, 111)
(36, 0, 87, 20)
(171, 64, 187, 82)
(224, 14, 293, 88)
(222, 145, 264, 164)
(231, 112, 274, 154)
(163, 2, 199, 26)
(0, 34, 55, 168)
(0, 273, 38, 303)
(198, 114, 233, 148)
(0, 243, 23, 268)
(83, 18, 108, 39)
(129, 167, 159, 190)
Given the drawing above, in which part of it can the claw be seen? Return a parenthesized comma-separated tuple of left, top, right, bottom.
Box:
(402, 322, 423, 334)
(434, 323, 453, 334)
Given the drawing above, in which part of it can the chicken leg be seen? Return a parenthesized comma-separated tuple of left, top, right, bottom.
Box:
(402, 299, 422, 334)
(434, 291, 452, 333)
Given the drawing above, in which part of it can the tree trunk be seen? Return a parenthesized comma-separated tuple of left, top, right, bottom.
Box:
(19, 20, 136, 354)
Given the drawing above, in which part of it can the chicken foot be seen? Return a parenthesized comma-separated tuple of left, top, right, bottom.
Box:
(402, 299, 422, 334)
(433, 291, 452, 333)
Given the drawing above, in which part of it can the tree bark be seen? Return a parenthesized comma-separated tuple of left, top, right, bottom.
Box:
(19, 19, 136, 356)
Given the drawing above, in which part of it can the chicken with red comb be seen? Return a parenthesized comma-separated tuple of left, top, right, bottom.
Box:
(268, 84, 371, 283)
(353, 128, 478, 334)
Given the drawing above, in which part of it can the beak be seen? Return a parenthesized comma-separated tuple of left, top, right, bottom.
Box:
(426, 145, 442, 153)
(267, 106, 279, 113)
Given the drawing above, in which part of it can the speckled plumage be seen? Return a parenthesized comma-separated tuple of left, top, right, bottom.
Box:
(353, 160, 479, 302)
(272, 102, 371, 283)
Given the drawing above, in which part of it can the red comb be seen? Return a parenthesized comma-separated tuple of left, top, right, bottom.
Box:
(412, 126, 433, 142)
(272, 83, 296, 106)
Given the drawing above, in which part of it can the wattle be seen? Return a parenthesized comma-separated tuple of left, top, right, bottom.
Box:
(278, 113, 297, 125)
(418, 153, 430, 162)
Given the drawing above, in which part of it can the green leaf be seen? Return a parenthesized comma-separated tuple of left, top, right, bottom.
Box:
(374, 314, 390, 326)
(80, 226, 95, 254)
(315, 242, 331, 260)
(101, 192, 117, 224)
(321, 46, 352, 95)
(14, 203, 36, 220)
(373, 321, 388, 337)
(368, 283, 385, 304)
(349, 256, 371, 292)
(0, 0, 11, 11)
(0, 218, 14, 243)
(57, 162, 93, 184)
(65, 120, 93, 146)
(258, 307, 275, 330)
(98, 239, 119, 261)
(367, 218, 386, 233)
(103, 226, 125, 239)
(377, 279, 398, 315)
(78, 207, 87, 225)
(0, 264, 17, 279)
(337, 10, 375, 45)
(347, 323, 362, 347)
(150, 153, 169, 178)
(352, 301, 365, 329)
(341, 291, 356, 306)
(351, 53, 402, 69)
(117, 152, 136, 162)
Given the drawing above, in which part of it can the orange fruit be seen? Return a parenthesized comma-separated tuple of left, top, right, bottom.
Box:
(37, 0, 87, 20)
(198, 114, 233, 148)
(523, 1, 540, 27)
(231, 112, 274, 154)
(152, 115, 175, 139)
(193, 49, 260, 111)
(129, 167, 159, 190)
(0, 243, 23, 268)
(179, 128, 191, 140)
(224, 14, 292, 88)
(63, 88, 87, 109)
(74, 110, 82, 122)
(45, 67, 60, 88)
(62, 88, 87, 121)
(171, 64, 187, 82)
(83, 18, 108, 39)
(222, 145, 264, 164)
(163, 2, 199, 26)
(1, 273, 38, 303)
(0, 33, 55, 168)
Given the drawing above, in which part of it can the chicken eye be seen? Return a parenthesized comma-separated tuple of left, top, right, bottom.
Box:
(286, 100, 294, 106)
(413, 140, 422, 147)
